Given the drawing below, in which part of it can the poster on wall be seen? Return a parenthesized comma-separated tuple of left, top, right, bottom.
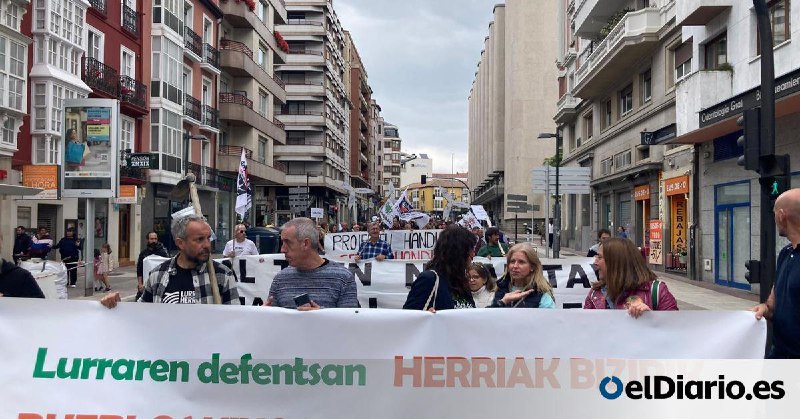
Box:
(649, 219, 663, 265)
(61, 99, 119, 198)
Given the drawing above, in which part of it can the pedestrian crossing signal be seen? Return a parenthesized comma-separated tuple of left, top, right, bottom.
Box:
(760, 175, 789, 200)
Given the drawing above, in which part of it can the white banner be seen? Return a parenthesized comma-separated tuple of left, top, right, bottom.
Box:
(323, 230, 440, 261)
(144, 255, 599, 309)
(0, 299, 785, 419)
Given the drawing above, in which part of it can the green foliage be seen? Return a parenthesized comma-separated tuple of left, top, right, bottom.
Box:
(596, 7, 634, 42)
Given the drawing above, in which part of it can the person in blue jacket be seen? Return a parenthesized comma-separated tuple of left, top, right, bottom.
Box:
(53, 229, 82, 287)
(403, 225, 477, 311)
(490, 242, 555, 308)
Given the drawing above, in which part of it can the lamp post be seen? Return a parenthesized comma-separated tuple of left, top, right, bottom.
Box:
(538, 131, 562, 258)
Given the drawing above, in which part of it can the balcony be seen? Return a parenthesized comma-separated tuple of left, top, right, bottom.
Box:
(573, 7, 662, 98)
(122, 4, 139, 38)
(219, 92, 286, 142)
(184, 94, 202, 123)
(284, 80, 324, 96)
(201, 44, 221, 73)
(282, 19, 326, 35)
(184, 27, 203, 62)
(219, 39, 286, 102)
(83, 57, 118, 97)
(554, 93, 581, 124)
(218, 145, 286, 184)
(286, 49, 325, 65)
(119, 75, 148, 115)
(88, 0, 106, 16)
(185, 162, 219, 189)
(574, 0, 630, 37)
(675, 69, 733, 135)
(676, 0, 731, 27)
(202, 105, 220, 130)
(218, 0, 288, 63)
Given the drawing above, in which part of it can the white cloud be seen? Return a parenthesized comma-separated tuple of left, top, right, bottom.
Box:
(336, 0, 498, 172)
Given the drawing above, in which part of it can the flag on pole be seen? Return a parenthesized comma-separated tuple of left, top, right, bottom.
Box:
(235, 148, 252, 218)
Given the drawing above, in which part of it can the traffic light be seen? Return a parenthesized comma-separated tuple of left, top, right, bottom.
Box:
(760, 175, 790, 201)
(736, 107, 761, 172)
(744, 259, 761, 284)
(421, 175, 427, 185)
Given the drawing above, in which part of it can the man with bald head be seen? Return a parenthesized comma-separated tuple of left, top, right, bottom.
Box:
(754, 188, 800, 358)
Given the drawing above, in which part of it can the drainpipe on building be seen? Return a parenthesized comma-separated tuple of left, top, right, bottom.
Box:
(690, 144, 701, 281)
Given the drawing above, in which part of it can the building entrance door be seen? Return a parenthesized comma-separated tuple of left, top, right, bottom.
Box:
(715, 204, 751, 290)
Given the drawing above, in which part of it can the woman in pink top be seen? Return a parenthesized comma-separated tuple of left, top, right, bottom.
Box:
(584, 238, 678, 316)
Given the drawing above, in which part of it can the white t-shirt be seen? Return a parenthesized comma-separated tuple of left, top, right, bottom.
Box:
(548, 223, 554, 234)
(223, 238, 259, 257)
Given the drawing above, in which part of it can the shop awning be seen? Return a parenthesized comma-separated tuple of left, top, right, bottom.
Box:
(0, 185, 43, 196)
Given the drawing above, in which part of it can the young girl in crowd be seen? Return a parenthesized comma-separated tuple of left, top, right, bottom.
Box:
(490, 243, 555, 308)
(94, 244, 113, 292)
(468, 262, 498, 308)
(584, 238, 677, 317)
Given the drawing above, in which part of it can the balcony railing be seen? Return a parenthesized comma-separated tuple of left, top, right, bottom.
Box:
(89, 0, 106, 16)
(119, 75, 147, 109)
(286, 19, 323, 26)
(184, 94, 202, 121)
(272, 73, 285, 88)
(83, 57, 118, 97)
(220, 145, 253, 159)
(203, 43, 220, 69)
(203, 105, 220, 129)
(122, 4, 139, 37)
(220, 92, 253, 108)
(219, 39, 253, 58)
(278, 110, 324, 116)
(288, 48, 323, 55)
(184, 27, 203, 58)
(185, 162, 219, 188)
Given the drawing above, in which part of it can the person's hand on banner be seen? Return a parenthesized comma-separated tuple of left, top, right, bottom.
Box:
(625, 296, 651, 318)
(262, 295, 274, 307)
(100, 292, 121, 309)
(297, 300, 321, 311)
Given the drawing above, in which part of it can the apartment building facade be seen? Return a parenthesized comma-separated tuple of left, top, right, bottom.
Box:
(344, 30, 372, 220)
(667, 0, 800, 291)
(275, 0, 350, 225)
(468, 1, 559, 229)
(15, 0, 151, 262)
(406, 178, 469, 219)
(0, 0, 32, 258)
(382, 121, 401, 199)
(218, 0, 288, 229)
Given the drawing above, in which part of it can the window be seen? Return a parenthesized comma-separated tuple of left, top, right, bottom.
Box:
(34, 83, 46, 130)
(34, 0, 45, 30)
(757, 0, 791, 53)
(258, 137, 267, 164)
(150, 109, 183, 172)
(602, 98, 613, 129)
(1, 116, 17, 145)
(35, 136, 59, 164)
(5, 2, 20, 30)
(583, 112, 593, 140)
(71, 50, 80, 74)
(87, 29, 102, 60)
(3, 39, 25, 111)
(601, 158, 612, 175)
(613, 151, 631, 169)
(640, 69, 652, 104)
(152, 36, 183, 104)
(704, 33, 727, 69)
(62, 1, 73, 41)
(258, 90, 267, 116)
(51, 85, 63, 133)
(257, 44, 268, 69)
(121, 48, 135, 77)
(257, 0, 267, 23)
(121, 117, 134, 152)
(674, 39, 692, 81)
(619, 84, 633, 115)
(50, 0, 60, 34)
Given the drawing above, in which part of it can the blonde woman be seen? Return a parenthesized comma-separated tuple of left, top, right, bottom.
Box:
(490, 243, 555, 308)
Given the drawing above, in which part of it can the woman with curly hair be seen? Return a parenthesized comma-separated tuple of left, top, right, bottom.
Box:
(584, 237, 678, 317)
(403, 225, 477, 311)
(490, 243, 555, 308)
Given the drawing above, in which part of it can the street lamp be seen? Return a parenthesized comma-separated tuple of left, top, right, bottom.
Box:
(538, 131, 562, 258)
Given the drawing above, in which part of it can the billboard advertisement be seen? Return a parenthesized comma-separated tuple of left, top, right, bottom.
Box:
(61, 99, 119, 198)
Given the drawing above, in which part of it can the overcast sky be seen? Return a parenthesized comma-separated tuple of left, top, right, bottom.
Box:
(336, 0, 499, 173)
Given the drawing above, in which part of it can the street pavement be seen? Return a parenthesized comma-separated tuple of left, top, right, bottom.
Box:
(67, 248, 759, 311)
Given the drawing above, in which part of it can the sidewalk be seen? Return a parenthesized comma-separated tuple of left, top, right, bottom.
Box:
(528, 236, 758, 311)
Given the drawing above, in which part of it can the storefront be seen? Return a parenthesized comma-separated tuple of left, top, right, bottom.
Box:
(664, 175, 689, 273)
(713, 180, 751, 289)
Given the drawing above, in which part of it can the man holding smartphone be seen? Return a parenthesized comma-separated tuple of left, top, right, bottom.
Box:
(266, 217, 358, 310)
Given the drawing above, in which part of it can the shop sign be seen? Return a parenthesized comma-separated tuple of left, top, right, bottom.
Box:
(22, 165, 60, 200)
(648, 220, 663, 265)
(671, 197, 688, 252)
(699, 66, 800, 127)
(114, 185, 137, 204)
(665, 175, 689, 196)
(634, 185, 650, 201)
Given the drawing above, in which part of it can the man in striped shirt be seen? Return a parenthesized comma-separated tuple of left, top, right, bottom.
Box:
(266, 217, 358, 310)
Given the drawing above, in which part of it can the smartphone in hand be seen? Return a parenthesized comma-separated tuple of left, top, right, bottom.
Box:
(293, 293, 311, 307)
